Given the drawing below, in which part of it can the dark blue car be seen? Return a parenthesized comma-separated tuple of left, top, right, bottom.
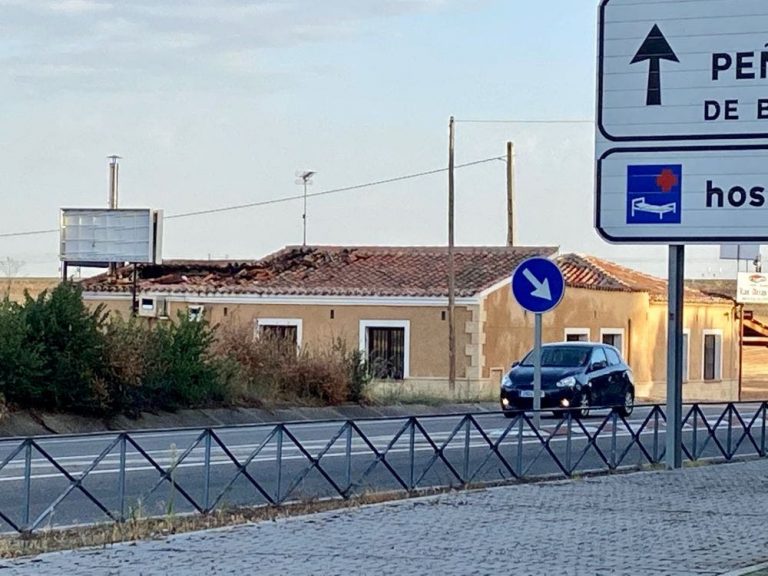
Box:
(500, 342, 635, 418)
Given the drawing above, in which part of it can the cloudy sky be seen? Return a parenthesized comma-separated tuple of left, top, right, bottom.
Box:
(0, 0, 745, 278)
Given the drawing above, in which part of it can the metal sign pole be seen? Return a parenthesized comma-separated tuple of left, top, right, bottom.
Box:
(666, 245, 684, 469)
(533, 313, 543, 430)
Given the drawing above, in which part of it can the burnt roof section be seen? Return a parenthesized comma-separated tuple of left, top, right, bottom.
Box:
(558, 254, 730, 303)
(81, 245, 559, 298)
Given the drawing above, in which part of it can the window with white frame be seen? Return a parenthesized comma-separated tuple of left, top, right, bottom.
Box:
(600, 328, 624, 356)
(702, 330, 722, 381)
(682, 329, 690, 383)
(564, 328, 590, 342)
(360, 320, 410, 380)
(256, 318, 303, 348)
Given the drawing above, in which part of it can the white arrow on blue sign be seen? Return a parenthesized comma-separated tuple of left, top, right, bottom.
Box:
(511, 257, 565, 314)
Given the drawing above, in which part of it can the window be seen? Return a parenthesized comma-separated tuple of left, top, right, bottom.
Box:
(359, 320, 410, 380)
(605, 347, 622, 366)
(256, 318, 303, 348)
(682, 330, 690, 383)
(600, 328, 624, 356)
(702, 330, 722, 381)
(564, 328, 590, 342)
(590, 347, 608, 367)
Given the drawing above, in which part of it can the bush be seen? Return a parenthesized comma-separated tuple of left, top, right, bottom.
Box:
(104, 313, 229, 414)
(215, 326, 370, 406)
(0, 299, 45, 407)
(17, 283, 108, 413)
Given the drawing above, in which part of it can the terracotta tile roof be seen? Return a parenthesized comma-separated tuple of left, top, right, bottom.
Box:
(81, 245, 559, 298)
(558, 254, 731, 303)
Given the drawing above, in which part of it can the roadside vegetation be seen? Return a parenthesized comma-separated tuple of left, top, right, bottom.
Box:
(0, 283, 372, 417)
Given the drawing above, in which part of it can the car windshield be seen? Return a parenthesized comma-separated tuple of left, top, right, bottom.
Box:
(520, 346, 591, 368)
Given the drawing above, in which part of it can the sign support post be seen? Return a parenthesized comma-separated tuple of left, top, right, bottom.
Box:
(533, 313, 543, 430)
(666, 245, 684, 469)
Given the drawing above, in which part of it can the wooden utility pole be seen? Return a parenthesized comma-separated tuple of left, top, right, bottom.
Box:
(506, 141, 517, 246)
(448, 116, 456, 392)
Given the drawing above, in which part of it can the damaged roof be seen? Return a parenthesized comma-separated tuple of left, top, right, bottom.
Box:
(558, 254, 731, 303)
(80, 245, 559, 298)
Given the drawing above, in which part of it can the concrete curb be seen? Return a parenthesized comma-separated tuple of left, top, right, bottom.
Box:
(719, 562, 768, 576)
(0, 402, 502, 437)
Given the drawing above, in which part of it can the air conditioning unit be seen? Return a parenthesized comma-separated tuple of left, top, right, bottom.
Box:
(138, 296, 167, 318)
(188, 304, 205, 322)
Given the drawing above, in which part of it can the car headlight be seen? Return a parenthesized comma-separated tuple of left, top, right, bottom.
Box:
(556, 376, 577, 388)
(501, 374, 513, 389)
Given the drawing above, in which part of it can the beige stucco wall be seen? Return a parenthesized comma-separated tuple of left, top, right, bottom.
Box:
(481, 285, 739, 402)
(83, 286, 740, 403)
(2, 278, 59, 303)
(84, 295, 475, 386)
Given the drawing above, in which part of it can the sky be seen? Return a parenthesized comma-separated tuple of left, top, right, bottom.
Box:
(0, 0, 755, 280)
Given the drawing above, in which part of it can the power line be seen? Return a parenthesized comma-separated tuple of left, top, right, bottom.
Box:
(456, 119, 594, 125)
(0, 155, 505, 239)
(165, 156, 504, 221)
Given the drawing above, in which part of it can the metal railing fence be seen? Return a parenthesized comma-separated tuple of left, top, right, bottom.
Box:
(0, 401, 765, 535)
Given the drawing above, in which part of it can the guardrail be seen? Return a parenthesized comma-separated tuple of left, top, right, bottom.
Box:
(0, 402, 765, 534)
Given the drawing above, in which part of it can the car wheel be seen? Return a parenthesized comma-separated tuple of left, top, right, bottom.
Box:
(617, 390, 634, 417)
(573, 392, 590, 419)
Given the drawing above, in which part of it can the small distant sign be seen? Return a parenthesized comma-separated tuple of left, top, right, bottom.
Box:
(60, 208, 163, 265)
(720, 245, 760, 262)
(736, 272, 768, 304)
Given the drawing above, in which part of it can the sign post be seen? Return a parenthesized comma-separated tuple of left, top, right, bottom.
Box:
(596, 0, 768, 468)
(511, 258, 566, 429)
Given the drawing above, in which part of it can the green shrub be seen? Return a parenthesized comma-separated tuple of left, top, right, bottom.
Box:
(141, 313, 227, 411)
(0, 299, 45, 407)
(19, 283, 108, 413)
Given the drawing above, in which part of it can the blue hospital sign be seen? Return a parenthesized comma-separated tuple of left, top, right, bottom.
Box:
(626, 164, 682, 225)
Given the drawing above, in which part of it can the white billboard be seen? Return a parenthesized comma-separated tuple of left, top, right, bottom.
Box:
(60, 208, 162, 265)
(720, 245, 760, 262)
(737, 272, 768, 304)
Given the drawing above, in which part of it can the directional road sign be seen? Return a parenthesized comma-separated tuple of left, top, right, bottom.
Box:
(511, 257, 565, 314)
(596, 0, 768, 243)
(598, 0, 768, 142)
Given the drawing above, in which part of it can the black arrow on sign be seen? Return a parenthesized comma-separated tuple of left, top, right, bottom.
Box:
(630, 24, 679, 106)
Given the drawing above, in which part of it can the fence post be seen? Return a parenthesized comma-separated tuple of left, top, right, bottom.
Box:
(726, 405, 734, 459)
(345, 423, 353, 494)
(653, 408, 660, 463)
(23, 440, 32, 531)
(516, 417, 524, 477)
(408, 418, 416, 491)
(565, 412, 573, 475)
(463, 417, 471, 485)
(276, 425, 284, 504)
(610, 410, 618, 470)
(761, 403, 767, 458)
(118, 434, 127, 521)
(692, 408, 698, 461)
(203, 430, 212, 513)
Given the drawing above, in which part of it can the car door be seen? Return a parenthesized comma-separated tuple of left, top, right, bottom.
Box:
(603, 346, 625, 404)
(587, 347, 610, 405)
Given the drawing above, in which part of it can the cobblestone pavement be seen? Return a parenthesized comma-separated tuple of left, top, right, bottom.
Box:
(3, 460, 768, 576)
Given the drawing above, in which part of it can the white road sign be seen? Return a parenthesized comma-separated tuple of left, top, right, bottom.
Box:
(598, 0, 768, 142)
(596, 0, 768, 243)
(737, 272, 768, 304)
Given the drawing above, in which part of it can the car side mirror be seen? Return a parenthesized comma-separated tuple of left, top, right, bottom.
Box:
(591, 360, 607, 372)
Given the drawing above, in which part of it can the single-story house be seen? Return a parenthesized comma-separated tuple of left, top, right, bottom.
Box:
(80, 246, 739, 402)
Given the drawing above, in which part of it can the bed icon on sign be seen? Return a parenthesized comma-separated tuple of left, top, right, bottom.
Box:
(626, 164, 682, 224)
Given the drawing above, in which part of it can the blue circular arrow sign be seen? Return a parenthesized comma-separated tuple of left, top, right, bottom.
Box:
(511, 257, 565, 314)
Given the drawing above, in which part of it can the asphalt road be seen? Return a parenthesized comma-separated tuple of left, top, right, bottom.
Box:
(0, 403, 764, 533)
